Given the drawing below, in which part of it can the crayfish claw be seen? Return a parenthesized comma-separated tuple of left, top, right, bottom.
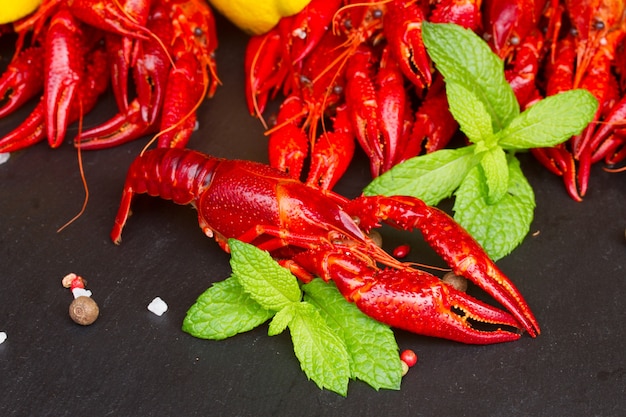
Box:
(440, 281, 526, 343)
(293, 247, 527, 344)
(44, 9, 85, 147)
(337, 266, 526, 344)
(0, 47, 45, 119)
(75, 99, 157, 150)
(345, 195, 540, 338)
(383, 0, 432, 90)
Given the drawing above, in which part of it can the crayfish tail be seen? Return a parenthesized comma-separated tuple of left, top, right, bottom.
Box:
(110, 148, 221, 244)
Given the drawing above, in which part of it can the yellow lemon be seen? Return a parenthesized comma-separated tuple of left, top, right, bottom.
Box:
(208, 0, 311, 35)
(0, 0, 42, 24)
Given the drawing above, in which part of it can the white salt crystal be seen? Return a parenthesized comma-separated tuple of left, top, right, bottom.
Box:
(0, 153, 9, 165)
(0, 332, 6, 344)
(72, 287, 93, 299)
(148, 297, 168, 316)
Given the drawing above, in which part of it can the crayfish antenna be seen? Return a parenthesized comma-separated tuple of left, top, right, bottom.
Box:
(58, 102, 89, 233)
(602, 164, 626, 173)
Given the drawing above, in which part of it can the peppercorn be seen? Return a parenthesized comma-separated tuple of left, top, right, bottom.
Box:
(400, 349, 418, 367)
(367, 230, 383, 247)
(62, 273, 87, 290)
(400, 360, 409, 376)
(69, 296, 99, 325)
(442, 271, 468, 292)
(392, 244, 410, 259)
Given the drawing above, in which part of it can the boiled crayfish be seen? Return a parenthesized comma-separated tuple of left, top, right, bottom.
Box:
(111, 147, 540, 344)
(531, 0, 626, 200)
(246, 0, 626, 199)
(0, 0, 218, 153)
(244, 0, 484, 189)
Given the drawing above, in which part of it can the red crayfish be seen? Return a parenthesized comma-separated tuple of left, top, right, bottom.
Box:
(245, 0, 478, 188)
(247, 0, 626, 199)
(530, 0, 626, 200)
(0, 0, 218, 153)
(111, 147, 540, 344)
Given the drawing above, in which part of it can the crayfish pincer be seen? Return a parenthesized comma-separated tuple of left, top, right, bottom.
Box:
(111, 148, 540, 344)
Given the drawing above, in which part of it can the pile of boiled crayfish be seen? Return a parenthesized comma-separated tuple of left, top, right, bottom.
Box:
(0, 0, 544, 346)
(0, 0, 218, 153)
(246, 0, 626, 199)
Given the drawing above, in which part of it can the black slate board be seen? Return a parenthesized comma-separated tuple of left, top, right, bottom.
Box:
(1, 13, 625, 417)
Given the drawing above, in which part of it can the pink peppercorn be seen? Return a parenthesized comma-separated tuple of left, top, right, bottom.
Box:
(392, 244, 410, 259)
(62, 273, 86, 290)
(400, 349, 418, 367)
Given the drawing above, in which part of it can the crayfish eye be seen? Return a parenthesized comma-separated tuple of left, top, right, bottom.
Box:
(372, 9, 383, 19)
(592, 19, 605, 30)
(508, 35, 520, 46)
(266, 114, 277, 127)
(194, 27, 203, 37)
(332, 85, 343, 95)
(570, 27, 579, 37)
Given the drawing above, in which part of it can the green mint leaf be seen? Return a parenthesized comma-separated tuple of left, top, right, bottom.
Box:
(228, 239, 301, 310)
(422, 22, 519, 131)
(289, 302, 351, 396)
(445, 82, 493, 143)
(480, 147, 509, 204)
(453, 155, 535, 260)
(182, 276, 274, 340)
(498, 89, 598, 149)
(303, 279, 402, 391)
(363, 147, 481, 205)
(268, 303, 296, 336)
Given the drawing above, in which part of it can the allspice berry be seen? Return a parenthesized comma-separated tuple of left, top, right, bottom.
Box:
(69, 296, 99, 325)
(442, 271, 468, 293)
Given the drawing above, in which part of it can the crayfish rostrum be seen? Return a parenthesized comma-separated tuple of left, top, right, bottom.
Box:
(111, 148, 540, 344)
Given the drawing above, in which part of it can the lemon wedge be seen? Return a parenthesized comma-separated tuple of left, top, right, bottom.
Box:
(0, 0, 42, 24)
(208, 0, 311, 35)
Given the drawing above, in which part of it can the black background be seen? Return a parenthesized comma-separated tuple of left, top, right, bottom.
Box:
(1, 12, 625, 417)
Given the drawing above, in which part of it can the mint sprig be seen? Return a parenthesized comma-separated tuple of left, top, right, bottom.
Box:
(183, 239, 402, 395)
(364, 22, 598, 260)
